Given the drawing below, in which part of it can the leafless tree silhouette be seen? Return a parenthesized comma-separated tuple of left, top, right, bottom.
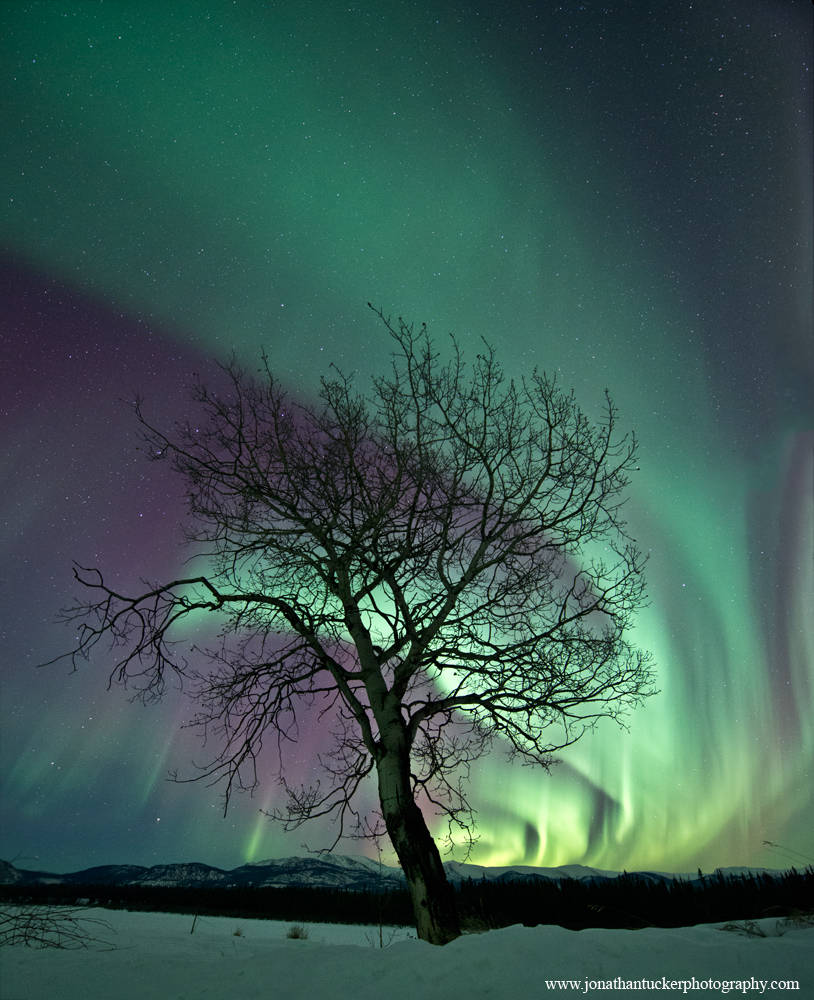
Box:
(52, 304, 655, 944)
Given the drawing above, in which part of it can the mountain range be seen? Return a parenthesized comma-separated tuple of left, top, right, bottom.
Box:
(0, 855, 782, 891)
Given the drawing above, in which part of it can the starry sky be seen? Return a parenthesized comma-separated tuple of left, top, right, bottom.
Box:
(2, 1, 812, 877)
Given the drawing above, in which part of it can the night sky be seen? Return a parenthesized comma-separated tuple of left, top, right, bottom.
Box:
(2, 1, 812, 876)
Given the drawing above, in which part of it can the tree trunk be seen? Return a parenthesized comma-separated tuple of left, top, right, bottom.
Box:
(375, 743, 461, 945)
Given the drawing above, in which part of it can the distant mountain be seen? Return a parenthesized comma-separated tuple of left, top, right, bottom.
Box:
(0, 855, 399, 891)
(442, 861, 623, 882)
(0, 855, 786, 891)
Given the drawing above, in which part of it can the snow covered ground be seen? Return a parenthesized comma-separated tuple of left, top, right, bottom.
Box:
(1, 907, 811, 999)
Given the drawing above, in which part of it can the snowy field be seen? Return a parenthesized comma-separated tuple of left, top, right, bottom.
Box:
(1, 907, 812, 999)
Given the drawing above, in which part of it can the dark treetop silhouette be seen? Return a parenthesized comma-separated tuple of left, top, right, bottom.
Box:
(55, 305, 655, 944)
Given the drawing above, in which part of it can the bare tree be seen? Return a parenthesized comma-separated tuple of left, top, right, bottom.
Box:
(53, 305, 655, 944)
(0, 906, 115, 950)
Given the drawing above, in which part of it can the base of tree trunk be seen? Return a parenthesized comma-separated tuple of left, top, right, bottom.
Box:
(382, 794, 461, 944)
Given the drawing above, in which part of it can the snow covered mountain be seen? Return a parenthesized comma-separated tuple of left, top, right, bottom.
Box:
(0, 855, 401, 890)
(0, 854, 786, 891)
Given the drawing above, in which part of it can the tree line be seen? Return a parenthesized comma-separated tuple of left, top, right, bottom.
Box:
(2, 868, 810, 932)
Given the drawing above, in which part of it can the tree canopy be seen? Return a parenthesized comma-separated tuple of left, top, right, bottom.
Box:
(56, 305, 655, 943)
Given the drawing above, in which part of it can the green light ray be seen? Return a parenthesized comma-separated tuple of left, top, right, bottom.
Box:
(1, 1, 810, 872)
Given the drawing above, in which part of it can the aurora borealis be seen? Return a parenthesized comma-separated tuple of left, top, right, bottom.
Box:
(1, 0, 811, 877)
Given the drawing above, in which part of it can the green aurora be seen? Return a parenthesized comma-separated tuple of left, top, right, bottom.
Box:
(1, 1, 811, 874)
